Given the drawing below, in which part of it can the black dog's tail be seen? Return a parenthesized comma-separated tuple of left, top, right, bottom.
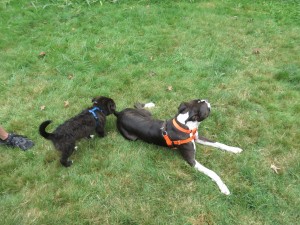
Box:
(39, 120, 54, 140)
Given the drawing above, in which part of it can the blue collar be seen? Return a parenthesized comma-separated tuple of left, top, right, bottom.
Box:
(88, 107, 103, 125)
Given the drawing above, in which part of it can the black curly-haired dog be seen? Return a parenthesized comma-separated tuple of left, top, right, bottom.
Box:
(39, 96, 116, 167)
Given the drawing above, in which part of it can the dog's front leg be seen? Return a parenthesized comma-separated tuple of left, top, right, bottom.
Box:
(194, 160, 230, 195)
(179, 144, 230, 195)
(95, 125, 105, 138)
(195, 136, 243, 154)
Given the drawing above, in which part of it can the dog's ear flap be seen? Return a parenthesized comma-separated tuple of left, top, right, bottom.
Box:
(178, 102, 187, 113)
(92, 97, 99, 104)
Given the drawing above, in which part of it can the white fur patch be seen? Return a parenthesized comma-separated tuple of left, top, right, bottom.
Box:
(186, 121, 200, 131)
(176, 112, 189, 124)
(176, 112, 200, 131)
(144, 102, 155, 108)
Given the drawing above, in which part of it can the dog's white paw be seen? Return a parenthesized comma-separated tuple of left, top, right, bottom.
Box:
(74, 146, 78, 150)
(220, 185, 231, 195)
(90, 135, 95, 139)
(230, 147, 243, 154)
(222, 145, 243, 153)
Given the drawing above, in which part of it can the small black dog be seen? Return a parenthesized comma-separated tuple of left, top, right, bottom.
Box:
(39, 96, 116, 167)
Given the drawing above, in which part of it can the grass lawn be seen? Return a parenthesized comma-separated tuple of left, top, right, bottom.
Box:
(1, 0, 299, 224)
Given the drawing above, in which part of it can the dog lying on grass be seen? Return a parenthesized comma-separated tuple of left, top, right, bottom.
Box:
(114, 99, 242, 195)
(39, 96, 116, 167)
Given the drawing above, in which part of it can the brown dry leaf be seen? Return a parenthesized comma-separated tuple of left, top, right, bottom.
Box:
(39, 51, 46, 58)
(40, 105, 46, 111)
(252, 48, 261, 54)
(148, 71, 156, 76)
(167, 86, 173, 91)
(270, 164, 280, 174)
(68, 74, 74, 80)
(64, 101, 70, 108)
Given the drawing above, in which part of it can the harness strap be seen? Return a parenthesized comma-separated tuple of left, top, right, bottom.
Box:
(172, 119, 197, 135)
(89, 107, 102, 125)
(162, 120, 197, 147)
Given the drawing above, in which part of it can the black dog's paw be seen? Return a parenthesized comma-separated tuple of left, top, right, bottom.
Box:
(85, 135, 95, 139)
(61, 159, 73, 167)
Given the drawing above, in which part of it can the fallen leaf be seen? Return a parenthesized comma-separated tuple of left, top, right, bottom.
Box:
(68, 74, 74, 80)
(64, 101, 69, 108)
(167, 86, 173, 91)
(149, 71, 156, 76)
(39, 51, 46, 58)
(40, 105, 46, 111)
(270, 164, 280, 174)
(252, 48, 261, 54)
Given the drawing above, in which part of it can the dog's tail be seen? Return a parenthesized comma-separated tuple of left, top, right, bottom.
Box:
(39, 120, 54, 140)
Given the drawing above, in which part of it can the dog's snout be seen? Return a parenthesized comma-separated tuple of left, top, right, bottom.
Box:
(201, 99, 211, 110)
(206, 101, 211, 111)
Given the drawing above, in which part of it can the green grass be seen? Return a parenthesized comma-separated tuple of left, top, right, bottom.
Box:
(1, 0, 299, 224)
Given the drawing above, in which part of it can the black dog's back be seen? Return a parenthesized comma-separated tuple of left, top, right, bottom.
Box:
(115, 108, 166, 146)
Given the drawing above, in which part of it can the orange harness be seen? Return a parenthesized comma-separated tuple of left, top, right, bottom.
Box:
(162, 119, 197, 147)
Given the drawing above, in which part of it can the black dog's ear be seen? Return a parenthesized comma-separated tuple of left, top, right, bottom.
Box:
(92, 97, 100, 104)
(178, 102, 187, 113)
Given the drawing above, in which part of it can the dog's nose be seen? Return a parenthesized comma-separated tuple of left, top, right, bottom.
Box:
(199, 99, 211, 111)
(206, 101, 211, 111)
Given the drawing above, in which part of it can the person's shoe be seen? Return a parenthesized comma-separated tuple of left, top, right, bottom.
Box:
(0, 133, 34, 150)
(0, 139, 6, 145)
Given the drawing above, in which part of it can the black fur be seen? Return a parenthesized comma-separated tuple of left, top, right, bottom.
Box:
(114, 100, 210, 166)
(39, 96, 116, 167)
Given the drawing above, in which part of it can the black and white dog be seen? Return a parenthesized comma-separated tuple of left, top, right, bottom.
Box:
(114, 99, 242, 195)
(39, 96, 116, 167)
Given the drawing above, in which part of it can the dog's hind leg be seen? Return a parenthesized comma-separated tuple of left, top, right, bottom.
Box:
(179, 144, 230, 195)
(117, 125, 138, 141)
(195, 136, 243, 154)
(59, 144, 75, 167)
